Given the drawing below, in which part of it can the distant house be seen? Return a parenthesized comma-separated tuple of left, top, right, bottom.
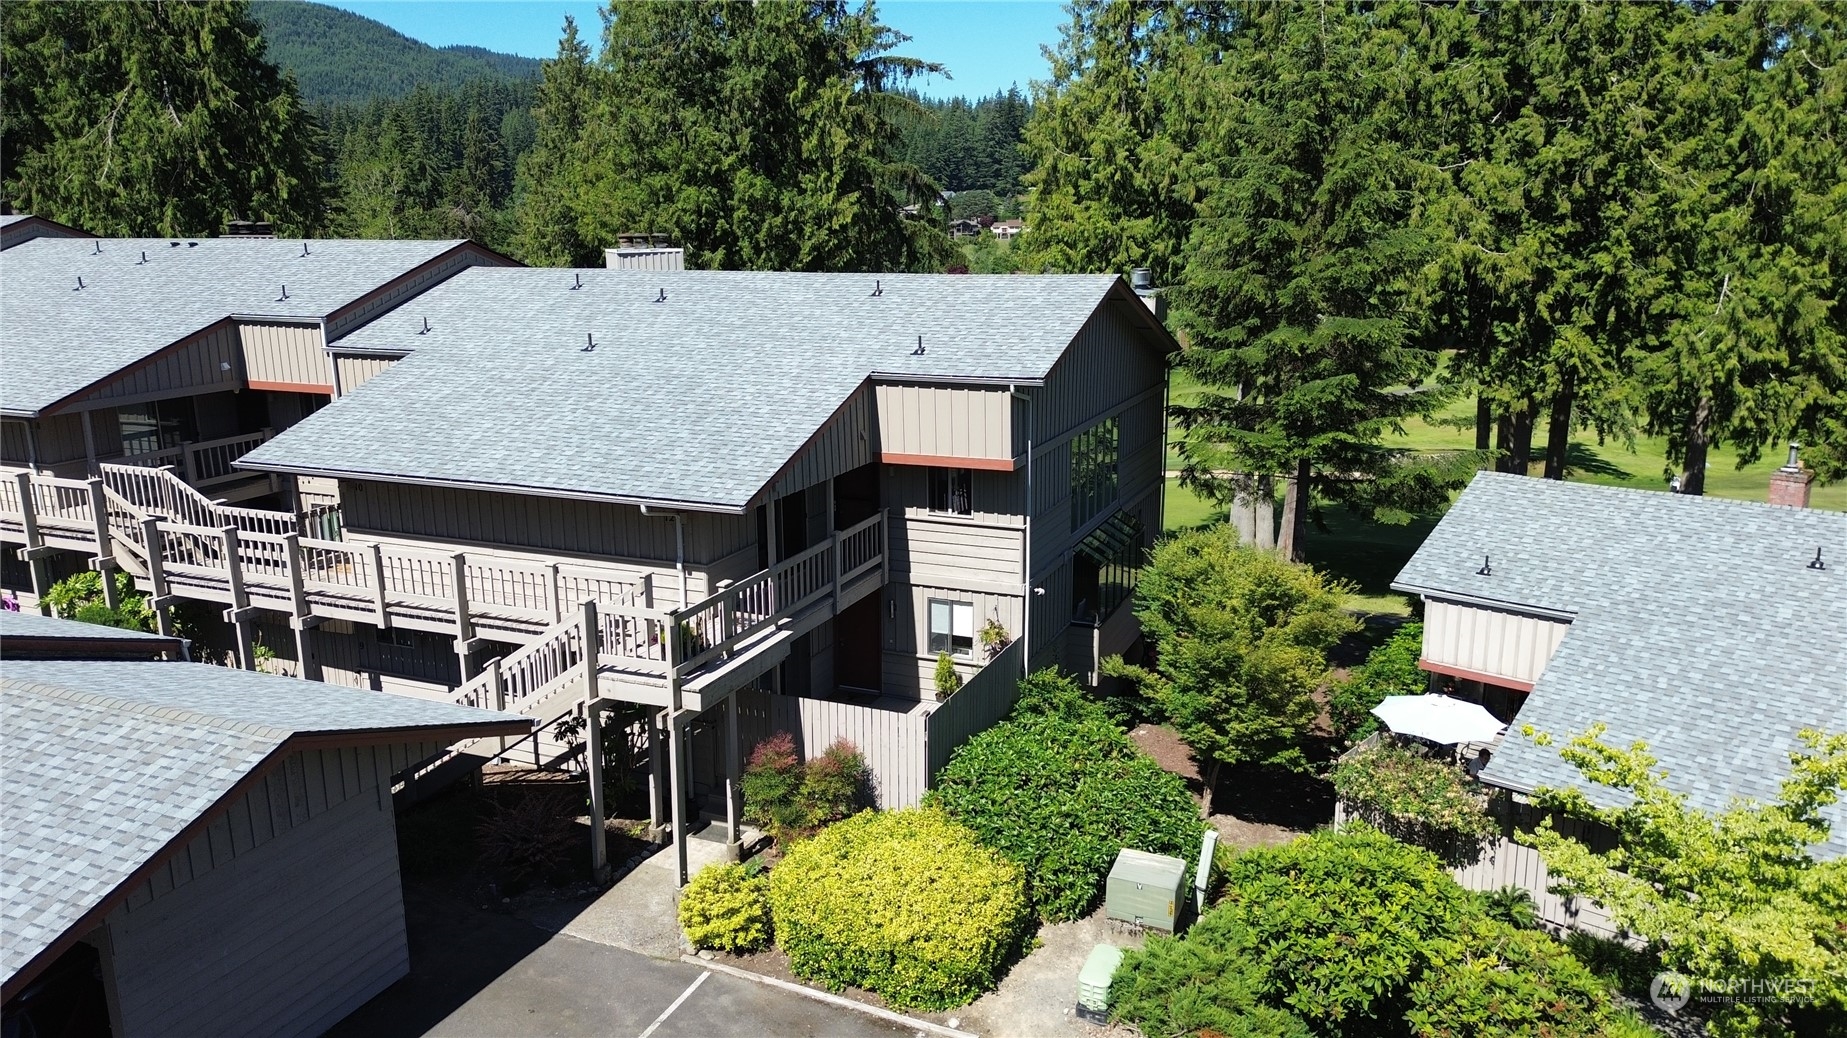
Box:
(0, 214, 90, 251)
(990, 219, 1025, 240)
(1390, 461, 1846, 931)
(949, 218, 984, 238)
(0, 613, 527, 1038)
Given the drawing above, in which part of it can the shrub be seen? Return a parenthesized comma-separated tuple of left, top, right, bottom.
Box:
(768, 808, 1030, 1011)
(928, 668, 1205, 921)
(741, 733, 871, 843)
(933, 651, 963, 699)
(1327, 622, 1426, 744)
(1331, 742, 1497, 862)
(1112, 915, 1314, 1038)
(678, 861, 770, 953)
(797, 738, 870, 829)
(46, 571, 155, 632)
(1214, 825, 1479, 1028)
(475, 792, 578, 890)
(1406, 915, 1622, 1037)
(740, 732, 806, 840)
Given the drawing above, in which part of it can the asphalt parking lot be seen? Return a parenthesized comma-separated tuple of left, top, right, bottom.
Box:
(326, 887, 917, 1038)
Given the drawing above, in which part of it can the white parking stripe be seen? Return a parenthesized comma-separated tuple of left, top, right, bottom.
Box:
(636, 970, 710, 1038)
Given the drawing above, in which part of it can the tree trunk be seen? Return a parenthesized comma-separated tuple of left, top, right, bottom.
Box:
(1475, 395, 1493, 458)
(1508, 400, 1535, 475)
(1277, 457, 1311, 563)
(1201, 758, 1221, 818)
(1496, 412, 1514, 472)
(1681, 397, 1712, 496)
(1542, 373, 1575, 480)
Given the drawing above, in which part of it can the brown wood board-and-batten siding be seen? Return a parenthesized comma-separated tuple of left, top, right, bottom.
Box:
(1031, 303, 1170, 445)
(769, 386, 876, 501)
(104, 742, 439, 1038)
(1421, 599, 1571, 688)
(875, 383, 1013, 465)
(340, 480, 753, 567)
(55, 322, 244, 412)
(239, 322, 331, 391)
(332, 355, 399, 395)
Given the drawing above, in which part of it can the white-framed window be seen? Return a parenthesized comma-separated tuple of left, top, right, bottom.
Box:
(929, 467, 973, 516)
(927, 599, 975, 657)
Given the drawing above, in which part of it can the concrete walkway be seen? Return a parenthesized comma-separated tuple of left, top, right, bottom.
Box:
(524, 823, 754, 960)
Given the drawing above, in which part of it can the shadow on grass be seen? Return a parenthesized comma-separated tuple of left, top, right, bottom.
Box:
(1211, 745, 1338, 832)
(1304, 508, 1439, 605)
(1564, 441, 1639, 482)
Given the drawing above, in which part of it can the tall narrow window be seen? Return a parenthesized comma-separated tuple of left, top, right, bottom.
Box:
(929, 467, 972, 516)
(927, 599, 975, 657)
(1069, 416, 1119, 530)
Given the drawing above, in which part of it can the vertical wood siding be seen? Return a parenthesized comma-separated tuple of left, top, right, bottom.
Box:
(874, 382, 1013, 462)
(1031, 302, 1169, 446)
(884, 464, 1024, 528)
(239, 322, 331, 389)
(65, 322, 243, 408)
(107, 744, 433, 1038)
(1423, 599, 1571, 686)
(769, 386, 875, 500)
(887, 519, 1024, 587)
(880, 582, 1022, 698)
(334, 355, 399, 395)
(341, 479, 752, 567)
(923, 639, 1024, 777)
(1, 419, 32, 464)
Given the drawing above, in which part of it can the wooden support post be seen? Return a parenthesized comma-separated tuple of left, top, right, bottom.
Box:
(14, 472, 50, 614)
(179, 441, 198, 485)
(830, 528, 844, 601)
(545, 561, 560, 623)
(669, 710, 688, 888)
(451, 552, 475, 681)
(222, 526, 255, 670)
(366, 542, 389, 628)
(489, 657, 507, 756)
(142, 517, 174, 638)
(582, 600, 609, 884)
(86, 478, 120, 609)
(725, 692, 741, 859)
(81, 411, 98, 473)
(640, 572, 653, 609)
(648, 712, 664, 832)
(283, 533, 321, 681)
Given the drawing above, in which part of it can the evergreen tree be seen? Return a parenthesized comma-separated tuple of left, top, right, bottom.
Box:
(1171, 2, 1452, 561)
(560, 0, 951, 272)
(1, 0, 326, 235)
(512, 15, 598, 266)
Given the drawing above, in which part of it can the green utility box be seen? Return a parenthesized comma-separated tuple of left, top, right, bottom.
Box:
(1075, 943, 1125, 1023)
(1105, 848, 1187, 932)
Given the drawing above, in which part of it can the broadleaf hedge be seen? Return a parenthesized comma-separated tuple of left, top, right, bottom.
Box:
(927, 669, 1205, 921)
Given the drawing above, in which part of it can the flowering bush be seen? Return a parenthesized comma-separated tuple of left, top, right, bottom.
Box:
(1331, 742, 1496, 862)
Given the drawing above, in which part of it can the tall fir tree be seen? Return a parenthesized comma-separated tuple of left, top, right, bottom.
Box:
(1, 0, 326, 236)
(512, 14, 598, 266)
(1170, 2, 1453, 561)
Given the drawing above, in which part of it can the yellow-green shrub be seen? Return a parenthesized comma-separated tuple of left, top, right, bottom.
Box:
(678, 861, 770, 952)
(767, 808, 1030, 1011)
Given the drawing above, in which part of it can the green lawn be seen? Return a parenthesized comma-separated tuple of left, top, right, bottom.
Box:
(1160, 374, 1841, 615)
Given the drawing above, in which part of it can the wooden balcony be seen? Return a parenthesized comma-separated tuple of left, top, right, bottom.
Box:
(100, 429, 280, 502)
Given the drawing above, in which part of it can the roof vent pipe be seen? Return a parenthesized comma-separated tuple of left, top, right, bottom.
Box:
(1130, 267, 1153, 290)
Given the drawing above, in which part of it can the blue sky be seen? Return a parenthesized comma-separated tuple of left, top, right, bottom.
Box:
(322, 1, 1067, 98)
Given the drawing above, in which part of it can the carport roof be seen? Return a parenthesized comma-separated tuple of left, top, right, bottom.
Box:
(1393, 473, 1847, 857)
(0, 236, 473, 417)
(0, 660, 527, 990)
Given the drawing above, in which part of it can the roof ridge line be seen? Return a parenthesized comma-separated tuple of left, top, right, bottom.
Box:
(0, 677, 294, 741)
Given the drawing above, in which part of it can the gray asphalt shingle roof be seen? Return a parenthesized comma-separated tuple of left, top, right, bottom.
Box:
(0, 236, 469, 416)
(240, 269, 1137, 511)
(1394, 472, 1847, 856)
(0, 661, 525, 981)
(0, 611, 173, 641)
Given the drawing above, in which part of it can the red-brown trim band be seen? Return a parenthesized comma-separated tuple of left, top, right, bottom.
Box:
(881, 452, 1017, 471)
(1417, 659, 1536, 693)
(245, 379, 333, 394)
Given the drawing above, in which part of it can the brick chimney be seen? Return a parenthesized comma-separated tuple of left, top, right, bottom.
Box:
(1768, 443, 1814, 508)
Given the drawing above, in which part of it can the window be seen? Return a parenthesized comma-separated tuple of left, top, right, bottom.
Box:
(116, 399, 197, 456)
(927, 599, 975, 657)
(1069, 417, 1119, 531)
(929, 467, 972, 516)
(1075, 511, 1145, 620)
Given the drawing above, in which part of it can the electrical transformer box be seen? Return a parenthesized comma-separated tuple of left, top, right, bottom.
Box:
(1105, 848, 1187, 932)
(1075, 943, 1126, 1021)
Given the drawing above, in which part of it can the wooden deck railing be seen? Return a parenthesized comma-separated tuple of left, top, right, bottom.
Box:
(105, 429, 274, 491)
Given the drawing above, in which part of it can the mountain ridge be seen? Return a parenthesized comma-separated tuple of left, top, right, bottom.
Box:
(250, 1, 541, 106)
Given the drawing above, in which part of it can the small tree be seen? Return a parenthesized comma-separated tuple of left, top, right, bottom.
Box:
(1327, 623, 1427, 745)
(933, 651, 963, 699)
(1106, 526, 1357, 813)
(44, 571, 155, 632)
(1519, 724, 1847, 1037)
(740, 732, 807, 842)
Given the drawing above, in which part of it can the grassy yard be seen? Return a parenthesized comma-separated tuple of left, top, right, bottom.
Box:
(1160, 372, 1842, 614)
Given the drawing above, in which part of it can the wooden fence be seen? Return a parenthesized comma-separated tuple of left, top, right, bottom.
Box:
(733, 640, 1027, 811)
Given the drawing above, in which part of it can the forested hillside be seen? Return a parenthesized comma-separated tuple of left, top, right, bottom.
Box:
(249, 0, 538, 104)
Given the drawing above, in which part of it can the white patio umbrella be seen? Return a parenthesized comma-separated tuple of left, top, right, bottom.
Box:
(1369, 695, 1505, 745)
